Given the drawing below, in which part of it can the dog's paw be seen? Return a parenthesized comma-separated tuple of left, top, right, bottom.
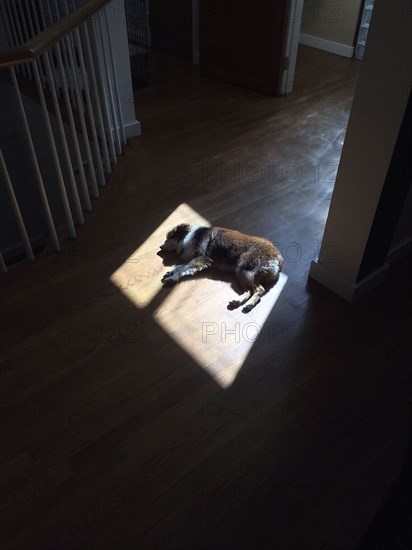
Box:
(162, 277, 177, 286)
(162, 271, 180, 285)
(242, 303, 254, 313)
(161, 271, 173, 283)
(227, 299, 241, 310)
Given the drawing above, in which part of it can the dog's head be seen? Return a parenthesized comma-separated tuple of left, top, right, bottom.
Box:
(160, 223, 192, 251)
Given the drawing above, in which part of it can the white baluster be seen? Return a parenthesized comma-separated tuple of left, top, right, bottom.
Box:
(0, 147, 35, 262)
(56, 0, 86, 113)
(89, 15, 117, 165)
(45, 1, 77, 108)
(104, 3, 126, 146)
(32, 59, 77, 238)
(5, 0, 22, 74)
(81, 20, 111, 175)
(63, 29, 99, 198)
(16, 0, 33, 80)
(96, 10, 122, 155)
(38, 0, 61, 95)
(54, 40, 92, 211)
(25, 0, 47, 87)
(1, 0, 14, 49)
(42, 49, 85, 224)
(72, 17, 106, 186)
(10, 66, 60, 251)
(10, 0, 31, 79)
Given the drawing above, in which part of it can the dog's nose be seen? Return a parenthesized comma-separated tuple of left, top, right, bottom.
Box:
(159, 244, 165, 250)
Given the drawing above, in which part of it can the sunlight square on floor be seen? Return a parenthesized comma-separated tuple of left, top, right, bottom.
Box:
(154, 272, 287, 388)
(110, 202, 287, 388)
(110, 203, 210, 309)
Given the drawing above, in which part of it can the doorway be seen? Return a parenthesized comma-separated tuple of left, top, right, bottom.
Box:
(192, 0, 367, 97)
(127, 1, 372, 97)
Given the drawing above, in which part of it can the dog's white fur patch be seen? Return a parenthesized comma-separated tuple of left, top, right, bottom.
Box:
(161, 223, 284, 312)
(268, 258, 280, 274)
(178, 225, 202, 261)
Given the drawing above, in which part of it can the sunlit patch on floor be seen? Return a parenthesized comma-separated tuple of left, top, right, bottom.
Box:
(154, 273, 287, 388)
(110, 203, 210, 308)
(110, 202, 287, 388)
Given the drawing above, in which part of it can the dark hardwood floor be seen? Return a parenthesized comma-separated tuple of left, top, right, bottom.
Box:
(1, 45, 412, 549)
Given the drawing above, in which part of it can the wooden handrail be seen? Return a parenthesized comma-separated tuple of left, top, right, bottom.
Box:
(0, 0, 110, 69)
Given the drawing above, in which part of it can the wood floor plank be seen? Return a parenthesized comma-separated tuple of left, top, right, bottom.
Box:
(1, 46, 411, 549)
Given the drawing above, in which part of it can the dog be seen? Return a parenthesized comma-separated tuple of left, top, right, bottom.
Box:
(160, 224, 284, 312)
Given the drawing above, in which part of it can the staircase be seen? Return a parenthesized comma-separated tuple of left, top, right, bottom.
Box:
(0, 0, 140, 271)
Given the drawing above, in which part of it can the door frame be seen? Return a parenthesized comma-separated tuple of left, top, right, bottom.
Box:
(192, 0, 200, 64)
(280, 0, 304, 94)
(192, 0, 303, 93)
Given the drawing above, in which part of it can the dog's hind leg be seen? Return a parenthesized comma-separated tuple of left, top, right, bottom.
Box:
(234, 259, 282, 311)
(242, 284, 265, 313)
(230, 267, 268, 312)
(228, 289, 252, 310)
(229, 269, 256, 310)
(162, 257, 212, 285)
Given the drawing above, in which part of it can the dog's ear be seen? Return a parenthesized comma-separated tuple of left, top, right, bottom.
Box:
(179, 223, 191, 233)
(174, 223, 191, 240)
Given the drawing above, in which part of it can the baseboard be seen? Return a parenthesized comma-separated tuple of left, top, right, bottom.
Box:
(124, 120, 141, 139)
(284, 81, 294, 94)
(299, 33, 354, 58)
(309, 261, 390, 302)
(386, 236, 412, 264)
(111, 120, 141, 141)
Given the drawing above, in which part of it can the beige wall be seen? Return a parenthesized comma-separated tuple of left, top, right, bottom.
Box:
(309, 0, 412, 300)
(301, 0, 363, 46)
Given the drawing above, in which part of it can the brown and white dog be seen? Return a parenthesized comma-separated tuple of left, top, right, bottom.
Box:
(160, 224, 284, 312)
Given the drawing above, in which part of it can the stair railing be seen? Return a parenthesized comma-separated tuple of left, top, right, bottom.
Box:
(0, 0, 132, 272)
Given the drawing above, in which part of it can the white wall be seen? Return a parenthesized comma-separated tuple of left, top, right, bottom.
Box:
(309, 0, 412, 301)
(300, 0, 363, 57)
(104, 0, 141, 138)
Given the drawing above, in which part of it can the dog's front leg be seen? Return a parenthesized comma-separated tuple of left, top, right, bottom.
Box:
(161, 264, 186, 284)
(162, 257, 212, 285)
